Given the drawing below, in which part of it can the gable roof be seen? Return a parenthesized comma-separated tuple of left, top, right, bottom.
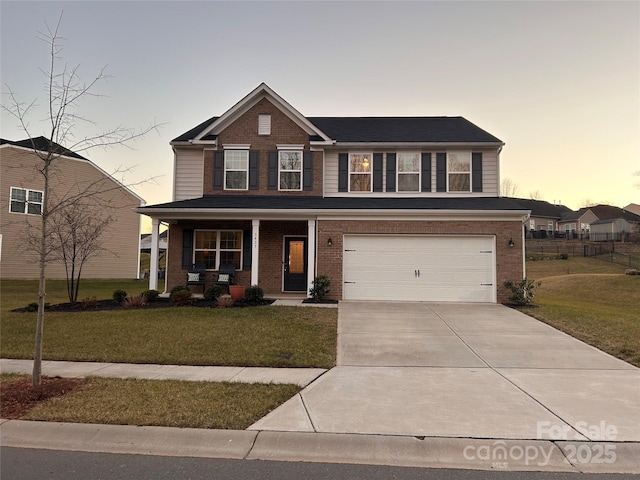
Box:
(0, 136, 88, 160)
(171, 84, 503, 145)
(560, 207, 592, 222)
(588, 204, 640, 223)
(505, 198, 571, 219)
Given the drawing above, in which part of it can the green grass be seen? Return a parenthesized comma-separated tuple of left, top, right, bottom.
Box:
(1, 280, 337, 368)
(2, 374, 299, 429)
(520, 258, 640, 367)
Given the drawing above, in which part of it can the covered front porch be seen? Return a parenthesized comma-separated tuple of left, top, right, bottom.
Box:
(145, 217, 318, 298)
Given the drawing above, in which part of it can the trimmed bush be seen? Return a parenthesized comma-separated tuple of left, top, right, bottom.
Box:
(170, 285, 190, 296)
(216, 294, 234, 308)
(122, 295, 148, 309)
(309, 274, 331, 301)
(170, 289, 193, 306)
(503, 278, 542, 306)
(26, 302, 39, 312)
(141, 289, 160, 303)
(244, 285, 264, 303)
(204, 285, 223, 301)
(112, 289, 128, 304)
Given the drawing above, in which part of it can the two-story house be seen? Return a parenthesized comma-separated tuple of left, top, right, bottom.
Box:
(1, 137, 144, 279)
(138, 84, 528, 303)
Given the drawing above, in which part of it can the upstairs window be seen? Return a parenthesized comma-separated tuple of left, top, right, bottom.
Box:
(258, 114, 271, 135)
(397, 152, 420, 192)
(224, 150, 249, 190)
(279, 150, 302, 190)
(10, 187, 43, 215)
(447, 152, 471, 192)
(349, 153, 372, 192)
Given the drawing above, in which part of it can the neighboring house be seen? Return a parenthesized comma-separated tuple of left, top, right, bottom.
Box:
(140, 230, 168, 252)
(588, 205, 640, 234)
(137, 83, 529, 303)
(590, 218, 632, 242)
(624, 203, 640, 216)
(558, 208, 599, 238)
(0, 137, 144, 279)
(508, 198, 571, 238)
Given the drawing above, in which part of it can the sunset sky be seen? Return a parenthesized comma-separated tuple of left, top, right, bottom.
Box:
(2, 1, 638, 231)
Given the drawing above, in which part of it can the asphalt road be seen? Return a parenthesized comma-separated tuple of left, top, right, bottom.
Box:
(1, 448, 637, 480)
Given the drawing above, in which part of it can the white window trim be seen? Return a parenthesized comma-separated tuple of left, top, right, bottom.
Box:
(193, 229, 243, 271)
(396, 152, 421, 193)
(278, 150, 303, 191)
(348, 152, 373, 193)
(446, 152, 472, 193)
(9, 186, 43, 215)
(223, 149, 249, 191)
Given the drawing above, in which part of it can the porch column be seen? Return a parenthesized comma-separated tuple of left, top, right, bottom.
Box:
(251, 219, 260, 286)
(307, 219, 316, 297)
(149, 218, 160, 291)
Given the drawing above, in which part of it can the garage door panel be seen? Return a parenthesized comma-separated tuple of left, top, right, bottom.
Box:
(343, 235, 496, 303)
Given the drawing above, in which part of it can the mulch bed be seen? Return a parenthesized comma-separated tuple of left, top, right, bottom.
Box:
(11, 298, 274, 313)
(0, 377, 85, 418)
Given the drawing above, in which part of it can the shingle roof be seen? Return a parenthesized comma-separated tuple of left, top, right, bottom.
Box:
(506, 198, 571, 219)
(589, 205, 640, 223)
(171, 116, 502, 144)
(139, 195, 527, 212)
(307, 117, 502, 143)
(0, 136, 88, 160)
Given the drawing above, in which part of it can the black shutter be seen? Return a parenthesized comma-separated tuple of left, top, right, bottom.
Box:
(421, 152, 432, 192)
(242, 229, 252, 271)
(249, 151, 259, 190)
(338, 153, 348, 192)
(386, 153, 396, 192)
(373, 153, 383, 192)
(303, 151, 313, 191)
(182, 229, 194, 269)
(268, 151, 278, 190)
(472, 152, 483, 192)
(213, 151, 224, 190)
(436, 153, 447, 192)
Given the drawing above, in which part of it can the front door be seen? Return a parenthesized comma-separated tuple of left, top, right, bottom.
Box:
(283, 237, 307, 292)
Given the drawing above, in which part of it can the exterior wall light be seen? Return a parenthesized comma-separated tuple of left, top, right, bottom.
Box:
(327, 238, 333, 247)
(508, 238, 515, 248)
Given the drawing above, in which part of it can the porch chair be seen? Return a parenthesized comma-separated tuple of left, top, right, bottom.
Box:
(215, 263, 236, 290)
(186, 264, 206, 294)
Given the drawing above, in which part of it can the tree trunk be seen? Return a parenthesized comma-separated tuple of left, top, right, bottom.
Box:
(33, 211, 47, 386)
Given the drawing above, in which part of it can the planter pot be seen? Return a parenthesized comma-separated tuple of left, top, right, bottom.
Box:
(229, 285, 245, 301)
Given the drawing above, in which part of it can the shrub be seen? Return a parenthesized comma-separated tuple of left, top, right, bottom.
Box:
(140, 289, 160, 302)
(216, 294, 234, 308)
(560, 253, 569, 260)
(26, 302, 38, 312)
(204, 285, 223, 301)
(112, 289, 128, 304)
(503, 278, 542, 306)
(309, 274, 331, 301)
(170, 289, 193, 306)
(170, 285, 190, 296)
(81, 296, 98, 310)
(244, 285, 264, 303)
(122, 295, 148, 309)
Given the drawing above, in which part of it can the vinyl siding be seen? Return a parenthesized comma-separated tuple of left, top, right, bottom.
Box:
(0, 145, 142, 279)
(174, 148, 204, 201)
(324, 148, 499, 197)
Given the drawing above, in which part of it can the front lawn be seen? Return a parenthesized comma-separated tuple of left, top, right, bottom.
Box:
(519, 258, 639, 367)
(1, 280, 337, 368)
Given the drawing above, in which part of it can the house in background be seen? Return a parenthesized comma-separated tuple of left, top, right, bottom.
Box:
(0, 137, 144, 279)
(558, 208, 599, 239)
(557, 204, 640, 241)
(590, 218, 632, 242)
(624, 203, 640, 216)
(137, 83, 529, 304)
(507, 198, 571, 239)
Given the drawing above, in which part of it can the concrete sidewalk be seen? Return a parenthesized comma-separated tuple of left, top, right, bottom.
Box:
(0, 359, 326, 387)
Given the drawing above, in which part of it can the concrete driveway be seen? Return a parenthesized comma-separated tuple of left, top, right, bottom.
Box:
(250, 302, 640, 442)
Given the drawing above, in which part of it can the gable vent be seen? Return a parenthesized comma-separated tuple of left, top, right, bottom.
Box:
(258, 114, 271, 135)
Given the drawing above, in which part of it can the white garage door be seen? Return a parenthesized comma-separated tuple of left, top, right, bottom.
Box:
(343, 235, 496, 303)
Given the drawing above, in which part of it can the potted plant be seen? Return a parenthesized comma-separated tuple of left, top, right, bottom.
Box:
(229, 285, 245, 301)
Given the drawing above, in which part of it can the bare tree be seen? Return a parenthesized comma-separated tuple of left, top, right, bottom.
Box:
(529, 190, 543, 200)
(49, 201, 115, 304)
(500, 178, 520, 198)
(2, 13, 158, 386)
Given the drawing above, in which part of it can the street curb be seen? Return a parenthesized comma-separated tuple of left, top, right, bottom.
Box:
(2, 420, 639, 473)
